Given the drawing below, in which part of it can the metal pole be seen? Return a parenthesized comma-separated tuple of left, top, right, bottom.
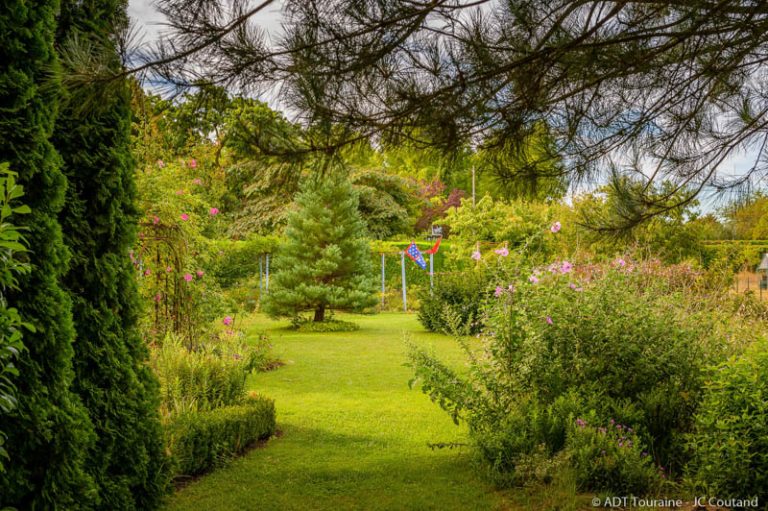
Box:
(429, 252, 434, 290)
(381, 253, 386, 308)
(401, 251, 407, 312)
(266, 253, 270, 294)
(259, 255, 263, 301)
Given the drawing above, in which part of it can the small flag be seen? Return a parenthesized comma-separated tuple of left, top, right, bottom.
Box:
(405, 242, 427, 270)
(424, 237, 442, 255)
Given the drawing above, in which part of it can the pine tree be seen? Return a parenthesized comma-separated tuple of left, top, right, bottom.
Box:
(0, 2, 98, 507)
(263, 178, 377, 322)
(53, 0, 169, 508)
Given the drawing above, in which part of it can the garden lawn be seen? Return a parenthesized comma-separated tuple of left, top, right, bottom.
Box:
(161, 312, 581, 511)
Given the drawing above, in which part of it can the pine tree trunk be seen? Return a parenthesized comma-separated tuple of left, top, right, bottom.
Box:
(314, 304, 326, 322)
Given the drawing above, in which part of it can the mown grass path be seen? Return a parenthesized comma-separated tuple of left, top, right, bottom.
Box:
(162, 312, 519, 510)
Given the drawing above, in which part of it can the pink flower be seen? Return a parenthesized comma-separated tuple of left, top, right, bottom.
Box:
(508, 284, 515, 292)
(175, 189, 185, 195)
(196, 270, 204, 278)
(545, 316, 553, 325)
(550, 221, 561, 233)
(183, 273, 193, 282)
(166, 266, 173, 273)
(471, 250, 481, 261)
(494, 247, 509, 257)
(223, 316, 233, 326)
(143, 269, 151, 276)
(152, 215, 160, 225)
(209, 207, 220, 216)
(192, 178, 202, 185)
(154, 293, 162, 303)
(494, 286, 504, 297)
(614, 258, 626, 268)
(529, 275, 539, 284)
(560, 261, 573, 274)
(156, 159, 165, 168)
(180, 213, 189, 221)
(569, 282, 583, 292)
(188, 158, 197, 169)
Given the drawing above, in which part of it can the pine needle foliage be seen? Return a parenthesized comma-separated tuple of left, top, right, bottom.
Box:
(263, 178, 377, 322)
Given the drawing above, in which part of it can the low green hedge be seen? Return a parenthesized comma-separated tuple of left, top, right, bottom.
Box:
(165, 395, 276, 478)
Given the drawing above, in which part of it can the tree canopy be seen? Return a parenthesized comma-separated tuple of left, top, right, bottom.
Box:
(108, 0, 768, 228)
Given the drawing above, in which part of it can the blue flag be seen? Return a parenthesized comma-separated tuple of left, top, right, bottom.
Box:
(405, 242, 427, 270)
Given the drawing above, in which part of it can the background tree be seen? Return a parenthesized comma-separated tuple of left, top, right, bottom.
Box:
(0, 4, 97, 507)
(117, 0, 768, 230)
(263, 178, 377, 322)
(54, 0, 169, 508)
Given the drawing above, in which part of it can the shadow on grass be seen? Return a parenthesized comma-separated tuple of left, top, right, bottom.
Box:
(166, 425, 583, 511)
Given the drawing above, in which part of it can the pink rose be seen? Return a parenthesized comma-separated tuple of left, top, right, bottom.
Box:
(183, 273, 193, 282)
(180, 213, 189, 221)
(209, 207, 219, 216)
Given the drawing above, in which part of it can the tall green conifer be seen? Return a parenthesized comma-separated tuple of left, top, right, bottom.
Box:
(54, 1, 168, 508)
(263, 178, 377, 322)
(0, 2, 98, 507)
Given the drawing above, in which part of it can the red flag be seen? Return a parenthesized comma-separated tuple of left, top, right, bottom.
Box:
(424, 237, 442, 255)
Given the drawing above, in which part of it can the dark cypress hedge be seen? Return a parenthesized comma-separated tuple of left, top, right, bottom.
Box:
(54, 1, 169, 508)
(0, 2, 99, 507)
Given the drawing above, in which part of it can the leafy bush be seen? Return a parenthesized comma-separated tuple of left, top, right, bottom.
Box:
(686, 339, 768, 501)
(165, 394, 276, 477)
(409, 262, 729, 490)
(566, 414, 661, 494)
(417, 271, 489, 334)
(151, 332, 272, 418)
(0, 166, 32, 472)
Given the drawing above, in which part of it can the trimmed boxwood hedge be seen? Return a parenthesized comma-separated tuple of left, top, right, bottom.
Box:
(165, 395, 276, 478)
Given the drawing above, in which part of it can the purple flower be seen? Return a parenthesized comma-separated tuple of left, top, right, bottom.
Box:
(494, 286, 504, 297)
(560, 261, 573, 274)
(471, 250, 481, 261)
(223, 316, 233, 326)
(545, 316, 553, 325)
(614, 257, 627, 268)
(550, 221, 561, 233)
(575, 418, 586, 428)
(156, 159, 165, 168)
(494, 247, 509, 257)
(529, 275, 539, 284)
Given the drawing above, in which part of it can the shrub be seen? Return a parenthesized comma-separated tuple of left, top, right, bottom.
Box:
(291, 317, 360, 332)
(566, 414, 661, 494)
(165, 394, 276, 477)
(409, 261, 728, 490)
(417, 271, 489, 334)
(0, 166, 32, 472)
(686, 339, 768, 501)
(151, 332, 271, 418)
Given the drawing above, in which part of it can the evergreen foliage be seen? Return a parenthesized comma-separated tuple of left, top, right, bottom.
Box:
(263, 179, 377, 322)
(54, 0, 169, 507)
(0, 3, 98, 507)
